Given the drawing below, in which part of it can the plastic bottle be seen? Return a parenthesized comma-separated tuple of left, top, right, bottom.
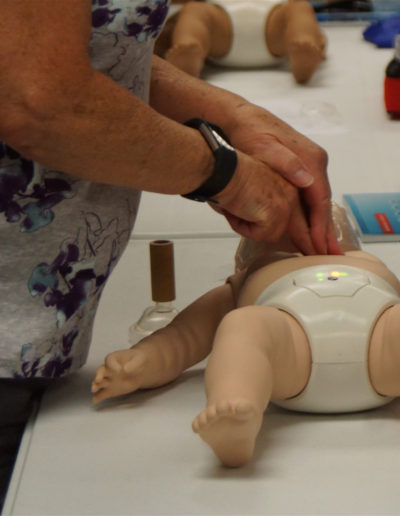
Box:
(384, 33, 400, 118)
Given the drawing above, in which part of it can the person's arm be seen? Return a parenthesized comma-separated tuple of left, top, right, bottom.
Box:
(150, 56, 341, 255)
(0, 1, 217, 195)
(0, 1, 334, 251)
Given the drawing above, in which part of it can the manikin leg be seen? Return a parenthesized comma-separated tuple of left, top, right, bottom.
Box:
(192, 305, 310, 467)
(164, 2, 231, 77)
(369, 304, 400, 397)
(159, 0, 325, 82)
(266, 0, 326, 83)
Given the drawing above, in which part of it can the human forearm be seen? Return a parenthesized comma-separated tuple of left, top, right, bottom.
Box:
(3, 69, 215, 194)
(2, 51, 304, 245)
(150, 56, 312, 148)
(1, 0, 336, 250)
(0, 1, 216, 195)
(150, 56, 247, 127)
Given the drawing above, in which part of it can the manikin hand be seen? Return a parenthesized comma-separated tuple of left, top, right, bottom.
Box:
(219, 102, 341, 255)
(92, 348, 148, 403)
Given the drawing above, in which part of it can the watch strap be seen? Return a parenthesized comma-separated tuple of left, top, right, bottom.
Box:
(181, 118, 237, 202)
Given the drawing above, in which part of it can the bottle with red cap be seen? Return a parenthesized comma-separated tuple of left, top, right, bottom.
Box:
(384, 33, 400, 118)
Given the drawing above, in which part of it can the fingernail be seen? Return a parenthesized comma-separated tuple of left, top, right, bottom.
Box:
(294, 169, 314, 187)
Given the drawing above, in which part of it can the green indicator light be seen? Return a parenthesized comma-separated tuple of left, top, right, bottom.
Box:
(316, 272, 324, 277)
(317, 278, 324, 282)
(342, 272, 348, 277)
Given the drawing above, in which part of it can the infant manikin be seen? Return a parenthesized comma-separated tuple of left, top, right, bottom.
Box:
(155, 0, 326, 82)
(92, 205, 400, 467)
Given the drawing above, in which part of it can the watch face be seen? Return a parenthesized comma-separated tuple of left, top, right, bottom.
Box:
(199, 122, 234, 153)
(213, 130, 235, 152)
(199, 123, 220, 152)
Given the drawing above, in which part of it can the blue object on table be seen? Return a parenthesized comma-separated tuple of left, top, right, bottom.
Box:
(363, 15, 400, 47)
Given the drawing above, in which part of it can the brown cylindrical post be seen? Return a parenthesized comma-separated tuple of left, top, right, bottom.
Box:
(149, 240, 176, 302)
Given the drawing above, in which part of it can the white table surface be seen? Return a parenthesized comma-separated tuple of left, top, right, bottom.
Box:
(5, 23, 400, 516)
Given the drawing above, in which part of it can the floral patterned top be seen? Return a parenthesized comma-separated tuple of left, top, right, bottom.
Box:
(0, 0, 169, 379)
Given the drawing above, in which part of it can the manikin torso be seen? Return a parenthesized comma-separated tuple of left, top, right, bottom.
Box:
(207, 0, 281, 67)
(92, 228, 400, 466)
(92, 203, 400, 467)
(233, 251, 400, 413)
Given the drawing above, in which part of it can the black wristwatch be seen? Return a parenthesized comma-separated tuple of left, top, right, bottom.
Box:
(181, 118, 238, 202)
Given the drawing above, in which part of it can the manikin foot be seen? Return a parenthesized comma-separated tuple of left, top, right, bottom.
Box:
(165, 42, 205, 77)
(192, 399, 263, 467)
(287, 37, 326, 83)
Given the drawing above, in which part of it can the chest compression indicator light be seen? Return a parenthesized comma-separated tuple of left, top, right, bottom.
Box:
(316, 269, 350, 282)
(293, 266, 370, 297)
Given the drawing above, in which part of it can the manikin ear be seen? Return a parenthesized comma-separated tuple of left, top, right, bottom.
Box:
(369, 304, 400, 397)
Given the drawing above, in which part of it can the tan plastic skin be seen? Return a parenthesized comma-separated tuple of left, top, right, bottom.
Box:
(92, 212, 400, 467)
(155, 0, 326, 83)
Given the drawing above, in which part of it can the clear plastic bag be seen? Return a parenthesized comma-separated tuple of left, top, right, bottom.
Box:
(234, 202, 361, 272)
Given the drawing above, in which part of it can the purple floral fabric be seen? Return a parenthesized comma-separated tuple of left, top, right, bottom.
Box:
(92, 0, 168, 41)
(0, 0, 168, 378)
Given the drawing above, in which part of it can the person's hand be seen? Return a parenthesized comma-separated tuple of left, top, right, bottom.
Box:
(91, 349, 148, 403)
(220, 102, 342, 255)
(212, 150, 317, 255)
(150, 57, 340, 253)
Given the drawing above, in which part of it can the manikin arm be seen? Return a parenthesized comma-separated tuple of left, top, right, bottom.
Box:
(92, 283, 235, 402)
